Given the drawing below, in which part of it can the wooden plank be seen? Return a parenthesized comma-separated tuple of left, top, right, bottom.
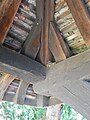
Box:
(21, 19, 41, 59)
(0, 46, 46, 83)
(65, 0, 90, 47)
(13, 80, 29, 104)
(0, 0, 21, 44)
(49, 22, 71, 62)
(0, 74, 15, 100)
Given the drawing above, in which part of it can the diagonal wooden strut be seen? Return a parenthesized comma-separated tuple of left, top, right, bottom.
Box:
(22, 0, 71, 66)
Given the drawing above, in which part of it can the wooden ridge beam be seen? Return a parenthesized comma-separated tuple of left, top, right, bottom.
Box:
(65, 0, 90, 47)
(0, 46, 46, 83)
(0, 0, 21, 44)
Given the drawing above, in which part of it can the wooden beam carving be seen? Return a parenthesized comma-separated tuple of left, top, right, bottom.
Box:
(0, 0, 21, 44)
(65, 0, 90, 47)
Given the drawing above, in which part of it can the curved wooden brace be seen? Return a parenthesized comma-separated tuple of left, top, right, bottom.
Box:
(0, 74, 16, 100)
(13, 80, 30, 105)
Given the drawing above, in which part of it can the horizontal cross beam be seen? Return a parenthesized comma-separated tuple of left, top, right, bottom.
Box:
(0, 46, 46, 83)
(34, 49, 90, 119)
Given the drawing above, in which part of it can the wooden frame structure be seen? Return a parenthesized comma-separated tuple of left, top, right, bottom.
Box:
(0, 0, 90, 119)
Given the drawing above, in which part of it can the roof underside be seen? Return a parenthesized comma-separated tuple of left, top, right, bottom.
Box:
(0, 0, 90, 119)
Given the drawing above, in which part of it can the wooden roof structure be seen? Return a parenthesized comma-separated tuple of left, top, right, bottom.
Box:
(0, 0, 90, 119)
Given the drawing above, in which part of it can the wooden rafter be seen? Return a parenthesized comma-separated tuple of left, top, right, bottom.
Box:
(65, 0, 90, 47)
(22, 0, 71, 66)
(0, 0, 21, 44)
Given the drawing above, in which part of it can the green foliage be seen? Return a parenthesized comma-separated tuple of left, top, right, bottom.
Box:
(61, 104, 87, 120)
(0, 101, 46, 120)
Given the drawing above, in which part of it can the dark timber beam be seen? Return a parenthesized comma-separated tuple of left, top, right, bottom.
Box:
(0, 0, 21, 44)
(34, 49, 90, 120)
(13, 80, 29, 105)
(0, 46, 46, 83)
(65, 0, 90, 47)
(21, 19, 41, 59)
(0, 73, 15, 100)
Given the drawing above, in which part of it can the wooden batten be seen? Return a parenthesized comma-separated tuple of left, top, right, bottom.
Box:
(65, 0, 90, 47)
(0, 0, 21, 44)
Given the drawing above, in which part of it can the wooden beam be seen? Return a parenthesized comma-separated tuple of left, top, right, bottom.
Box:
(34, 49, 90, 94)
(13, 80, 29, 105)
(49, 22, 71, 62)
(0, 73, 15, 100)
(49, 22, 66, 62)
(0, 46, 46, 83)
(21, 19, 41, 59)
(65, 0, 90, 47)
(37, 0, 50, 66)
(50, 0, 55, 21)
(0, 0, 21, 44)
(34, 49, 90, 119)
(0, 0, 9, 21)
(50, 84, 90, 120)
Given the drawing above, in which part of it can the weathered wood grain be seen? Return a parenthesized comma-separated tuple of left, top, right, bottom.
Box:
(0, 46, 46, 83)
(13, 80, 29, 104)
(65, 0, 90, 47)
(0, 0, 21, 44)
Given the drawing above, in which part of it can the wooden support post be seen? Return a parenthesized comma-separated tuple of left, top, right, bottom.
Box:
(37, 0, 50, 66)
(65, 0, 90, 47)
(0, 0, 21, 44)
